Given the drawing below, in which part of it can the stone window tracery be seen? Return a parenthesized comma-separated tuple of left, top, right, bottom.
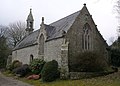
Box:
(82, 23, 91, 50)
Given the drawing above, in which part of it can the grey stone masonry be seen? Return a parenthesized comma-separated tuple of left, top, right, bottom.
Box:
(60, 38, 69, 79)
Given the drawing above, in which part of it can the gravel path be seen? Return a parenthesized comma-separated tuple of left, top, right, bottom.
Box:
(0, 72, 33, 86)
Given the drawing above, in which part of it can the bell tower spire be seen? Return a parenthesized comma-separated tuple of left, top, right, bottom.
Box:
(26, 8, 34, 35)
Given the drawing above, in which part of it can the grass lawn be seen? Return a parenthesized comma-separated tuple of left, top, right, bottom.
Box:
(3, 70, 120, 86)
(19, 76, 120, 86)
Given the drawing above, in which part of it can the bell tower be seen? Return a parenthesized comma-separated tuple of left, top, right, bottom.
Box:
(25, 9, 34, 35)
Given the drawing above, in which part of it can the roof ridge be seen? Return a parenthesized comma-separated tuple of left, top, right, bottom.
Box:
(50, 10, 80, 26)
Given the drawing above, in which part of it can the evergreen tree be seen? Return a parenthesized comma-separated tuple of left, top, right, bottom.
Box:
(0, 36, 10, 68)
(110, 36, 120, 67)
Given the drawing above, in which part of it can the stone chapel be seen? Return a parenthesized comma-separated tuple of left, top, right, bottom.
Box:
(12, 4, 109, 78)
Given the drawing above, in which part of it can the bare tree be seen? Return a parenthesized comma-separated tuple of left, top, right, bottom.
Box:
(7, 21, 26, 47)
(116, 0, 120, 15)
(0, 25, 8, 38)
(115, 0, 120, 36)
(109, 37, 115, 45)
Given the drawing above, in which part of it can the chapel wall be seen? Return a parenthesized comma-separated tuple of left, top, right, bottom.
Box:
(44, 38, 63, 67)
(12, 45, 38, 64)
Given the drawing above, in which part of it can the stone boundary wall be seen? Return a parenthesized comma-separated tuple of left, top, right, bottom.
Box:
(69, 71, 115, 80)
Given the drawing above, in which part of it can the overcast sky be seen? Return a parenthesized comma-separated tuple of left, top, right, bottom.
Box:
(0, 0, 118, 45)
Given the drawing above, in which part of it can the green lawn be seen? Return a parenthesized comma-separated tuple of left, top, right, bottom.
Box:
(3, 70, 120, 86)
(19, 71, 120, 86)
(21, 78, 120, 86)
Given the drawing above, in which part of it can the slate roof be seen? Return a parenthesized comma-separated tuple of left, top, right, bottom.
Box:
(48, 11, 80, 40)
(14, 30, 40, 50)
(13, 11, 80, 50)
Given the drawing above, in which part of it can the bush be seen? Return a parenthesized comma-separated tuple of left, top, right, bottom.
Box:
(70, 51, 108, 72)
(6, 60, 22, 71)
(30, 59, 46, 74)
(6, 64, 13, 71)
(12, 64, 31, 77)
(41, 60, 60, 82)
(110, 49, 120, 67)
(13, 61, 22, 69)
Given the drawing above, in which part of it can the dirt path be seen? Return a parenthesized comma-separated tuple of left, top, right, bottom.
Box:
(0, 72, 33, 86)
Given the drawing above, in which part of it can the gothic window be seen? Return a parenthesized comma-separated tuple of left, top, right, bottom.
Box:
(82, 23, 91, 50)
(39, 34, 44, 55)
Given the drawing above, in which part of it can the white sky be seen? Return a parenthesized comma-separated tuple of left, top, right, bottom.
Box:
(0, 0, 118, 45)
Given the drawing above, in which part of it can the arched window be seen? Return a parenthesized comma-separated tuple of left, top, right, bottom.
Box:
(82, 23, 91, 50)
(39, 34, 44, 56)
(30, 54, 34, 62)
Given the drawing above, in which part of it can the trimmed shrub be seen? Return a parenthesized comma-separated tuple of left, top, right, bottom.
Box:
(41, 60, 60, 82)
(30, 59, 46, 74)
(13, 61, 22, 69)
(12, 60, 19, 64)
(70, 51, 108, 72)
(6, 60, 22, 71)
(12, 64, 31, 77)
